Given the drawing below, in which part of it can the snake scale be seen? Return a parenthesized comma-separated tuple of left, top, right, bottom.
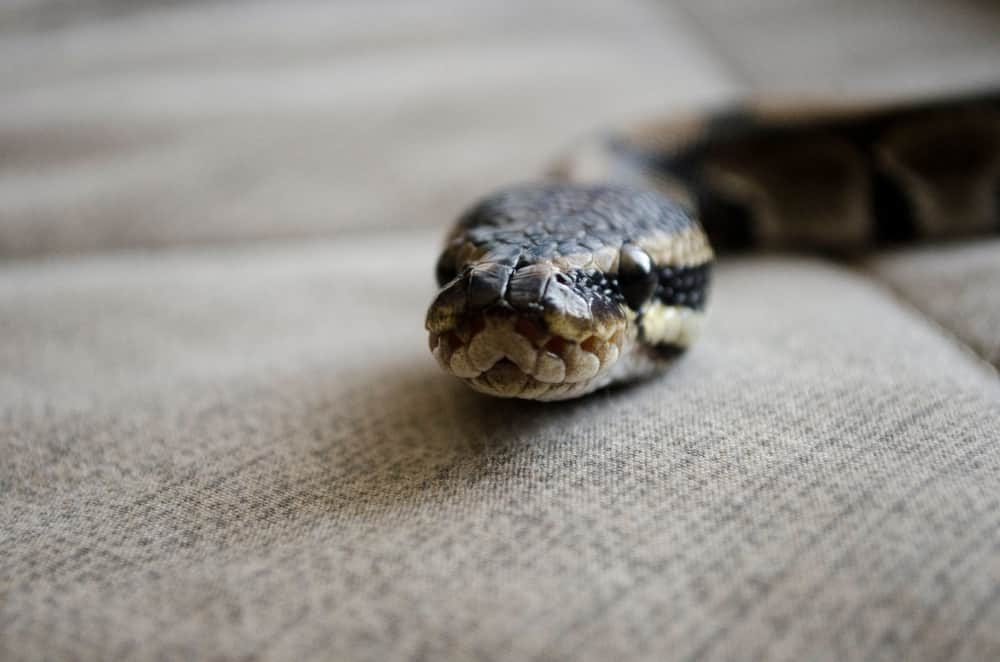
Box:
(426, 91, 1000, 400)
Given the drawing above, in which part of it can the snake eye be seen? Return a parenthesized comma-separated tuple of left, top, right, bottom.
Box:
(618, 244, 657, 309)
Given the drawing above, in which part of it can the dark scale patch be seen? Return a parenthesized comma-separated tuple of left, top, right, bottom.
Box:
(647, 343, 687, 361)
(654, 263, 711, 310)
(871, 169, 917, 244)
(616, 91, 1000, 253)
(435, 250, 459, 286)
(452, 183, 699, 263)
(564, 269, 627, 322)
(995, 185, 1000, 233)
(695, 187, 756, 251)
(568, 269, 626, 307)
(614, 144, 757, 252)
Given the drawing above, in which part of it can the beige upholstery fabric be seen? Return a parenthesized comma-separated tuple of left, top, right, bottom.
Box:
(868, 239, 1000, 369)
(3, 2, 1000, 660)
(5, 242, 1000, 661)
(674, 0, 1000, 96)
(0, 0, 735, 259)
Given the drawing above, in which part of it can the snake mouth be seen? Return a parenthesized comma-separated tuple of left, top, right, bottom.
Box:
(428, 312, 630, 400)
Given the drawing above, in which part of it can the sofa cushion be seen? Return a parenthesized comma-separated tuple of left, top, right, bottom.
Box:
(4, 239, 999, 660)
(868, 239, 1000, 369)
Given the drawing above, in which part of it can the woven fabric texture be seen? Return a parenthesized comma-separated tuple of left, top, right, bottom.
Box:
(4, 240, 1000, 661)
(868, 240, 1000, 369)
(3, 1, 1000, 660)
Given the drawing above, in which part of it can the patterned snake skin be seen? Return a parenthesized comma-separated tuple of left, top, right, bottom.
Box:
(427, 91, 1000, 400)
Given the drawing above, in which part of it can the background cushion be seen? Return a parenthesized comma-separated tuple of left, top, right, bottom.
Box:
(868, 239, 1000, 369)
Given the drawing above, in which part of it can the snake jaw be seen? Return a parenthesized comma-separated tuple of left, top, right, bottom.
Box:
(427, 311, 632, 400)
(425, 265, 635, 400)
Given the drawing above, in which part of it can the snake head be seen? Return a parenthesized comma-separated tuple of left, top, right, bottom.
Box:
(426, 257, 634, 400)
(425, 184, 712, 400)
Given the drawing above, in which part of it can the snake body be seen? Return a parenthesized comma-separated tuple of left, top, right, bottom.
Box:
(427, 91, 1000, 400)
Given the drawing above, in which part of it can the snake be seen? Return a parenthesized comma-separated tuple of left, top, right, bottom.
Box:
(425, 90, 1000, 400)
